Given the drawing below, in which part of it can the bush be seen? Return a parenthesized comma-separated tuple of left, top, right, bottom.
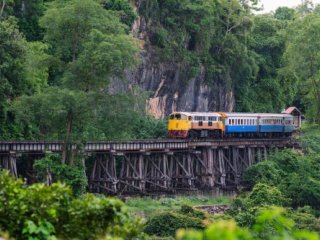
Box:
(228, 183, 287, 227)
(289, 207, 320, 232)
(179, 205, 206, 220)
(33, 154, 87, 196)
(144, 210, 205, 237)
(279, 173, 320, 209)
(242, 161, 282, 188)
(176, 207, 319, 240)
(0, 170, 142, 240)
(248, 183, 287, 207)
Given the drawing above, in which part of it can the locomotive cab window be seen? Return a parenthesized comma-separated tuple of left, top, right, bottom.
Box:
(181, 114, 187, 120)
(175, 114, 181, 120)
(170, 114, 174, 120)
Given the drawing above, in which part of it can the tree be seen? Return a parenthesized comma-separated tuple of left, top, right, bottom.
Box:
(245, 15, 290, 112)
(274, 7, 297, 21)
(39, 0, 128, 64)
(12, 0, 139, 163)
(12, 0, 46, 41)
(0, 0, 14, 21)
(0, 18, 27, 139)
(283, 12, 320, 123)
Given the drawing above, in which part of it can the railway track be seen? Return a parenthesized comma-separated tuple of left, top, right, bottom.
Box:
(0, 137, 295, 154)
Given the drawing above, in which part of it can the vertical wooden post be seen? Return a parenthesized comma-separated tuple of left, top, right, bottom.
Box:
(218, 148, 226, 187)
(139, 154, 145, 192)
(207, 148, 214, 188)
(9, 152, 17, 178)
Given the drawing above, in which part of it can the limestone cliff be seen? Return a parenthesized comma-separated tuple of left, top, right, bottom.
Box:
(110, 3, 235, 119)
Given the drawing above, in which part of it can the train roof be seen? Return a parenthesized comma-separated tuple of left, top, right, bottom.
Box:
(170, 112, 221, 117)
(169, 112, 293, 118)
(222, 113, 292, 118)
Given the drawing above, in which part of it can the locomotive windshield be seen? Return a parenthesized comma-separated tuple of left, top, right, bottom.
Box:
(170, 113, 187, 120)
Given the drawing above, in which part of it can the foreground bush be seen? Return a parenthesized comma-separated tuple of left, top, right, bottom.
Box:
(243, 149, 320, 209)
(144, 206, 206, 237)
(228, 183, 287, 227)
(176, 207, 319, 240)
(0, 170, 142, 240)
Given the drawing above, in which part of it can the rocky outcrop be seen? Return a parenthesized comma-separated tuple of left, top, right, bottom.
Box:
(109, 6, 235, 119)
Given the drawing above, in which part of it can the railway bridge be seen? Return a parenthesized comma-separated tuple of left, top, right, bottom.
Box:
(0, 138, 297, 194)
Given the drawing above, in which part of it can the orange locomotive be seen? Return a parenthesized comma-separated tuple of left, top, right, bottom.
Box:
(168, 112, 225, 138)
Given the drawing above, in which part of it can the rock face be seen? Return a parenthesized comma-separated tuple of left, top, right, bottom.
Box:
(110, 6, 235, 119)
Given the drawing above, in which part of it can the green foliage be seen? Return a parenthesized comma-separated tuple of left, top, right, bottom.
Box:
(12, 87, 92, 140)
(40, 0, 127, 63)
(177, 207, 320, 240)
(63, 29, 139, 91)
(0, 17, 27, 139)
(228, 183, 287, 227)
(12, 0, 46, 41)
(289, 207, 320, 232)
(179, 205, 206, 220)
(102, 0, 137, 27)
(23, 41, 50, 94)
(274, 7, 297, 21)
(243, 146, 320, 210)
(131, 115, 167, 139)
(33, 154, 87, 196)
(300, 125, 320, 154)
(247, 183, 287, 207)
(126, 195, 230, 216)
(144, 208, 205, 237)
(0, 170, 142, 240)
(243, 15, 291, 112)
(283, 11, 320, 122)
(242, 161, 282, 188)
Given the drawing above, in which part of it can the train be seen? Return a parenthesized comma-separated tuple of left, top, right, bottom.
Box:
(168, 111, 295, 138)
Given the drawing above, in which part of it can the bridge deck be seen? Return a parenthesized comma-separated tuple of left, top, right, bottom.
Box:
(0, 138, 292, 153)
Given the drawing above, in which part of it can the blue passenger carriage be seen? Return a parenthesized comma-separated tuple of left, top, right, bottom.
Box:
(224, 113, 258, 136)
(223, 113, 294, 137)
(259, 114, 294, 135)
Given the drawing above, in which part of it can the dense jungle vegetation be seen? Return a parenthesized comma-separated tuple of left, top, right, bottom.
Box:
(1, 126, 320, 239)
(1, 0, 320, 239)
(0, 0, 319, 145)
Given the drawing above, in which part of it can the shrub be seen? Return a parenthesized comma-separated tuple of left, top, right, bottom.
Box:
(176, 207, 319, 240)
(144, 211, 204, 237)
(242, 161, 282, 188)
(33, 154, 87, 196)
(248, 183, 287, 207)
(279, 173, 320, 209)
(289, 207, 320, 232)
(228, 183, 287, 227)
(179, 205, 206, 220)
(0, 170, 142, 240)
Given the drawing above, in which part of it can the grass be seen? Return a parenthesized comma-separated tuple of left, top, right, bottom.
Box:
(124, 195, 231, 217)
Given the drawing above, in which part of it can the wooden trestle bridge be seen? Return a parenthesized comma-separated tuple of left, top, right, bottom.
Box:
(0, 138, 297, 194)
